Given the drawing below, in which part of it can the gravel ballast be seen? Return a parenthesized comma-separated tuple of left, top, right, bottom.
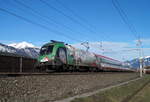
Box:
(0, 72, 139, 102)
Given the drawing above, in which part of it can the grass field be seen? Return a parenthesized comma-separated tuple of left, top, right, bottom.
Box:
(129, 79, 150, 102)
(71, 75, 150, 102)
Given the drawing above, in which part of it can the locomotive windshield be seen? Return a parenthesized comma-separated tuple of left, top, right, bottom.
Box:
(40, 45, 54, 55)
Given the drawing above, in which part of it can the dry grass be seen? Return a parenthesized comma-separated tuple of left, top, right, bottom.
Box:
(129, 79, 150, 102)
(71, 75, 150, 102)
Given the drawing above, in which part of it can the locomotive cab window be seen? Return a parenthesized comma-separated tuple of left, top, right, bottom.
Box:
(40, 45, 54, 55)
(47, 46, 54, 54)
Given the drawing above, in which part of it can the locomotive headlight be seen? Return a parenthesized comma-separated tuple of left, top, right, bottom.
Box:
(41, 57, 49, 62)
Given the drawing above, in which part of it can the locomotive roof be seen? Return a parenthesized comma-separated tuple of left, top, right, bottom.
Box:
(50, 40, 64, 43)
(42, 42, 64, 47)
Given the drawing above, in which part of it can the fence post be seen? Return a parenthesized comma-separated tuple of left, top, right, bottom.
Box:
(20, 57, 22, 73)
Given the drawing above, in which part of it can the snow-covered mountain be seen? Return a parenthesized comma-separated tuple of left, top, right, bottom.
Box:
(0, 42, 40, 58)
(126, 56, 150, 69)
(8, 42, 35, 49)
(0, 43, 19, 54)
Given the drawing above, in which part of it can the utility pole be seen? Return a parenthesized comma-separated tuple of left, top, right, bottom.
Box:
(81, 42, 89, 52)
(139, 57, 143, 77)
(136, 39, 143, 77)
(141, 46, 145, 71)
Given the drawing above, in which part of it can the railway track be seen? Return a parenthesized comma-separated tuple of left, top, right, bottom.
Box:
(0, 71, 135, 76)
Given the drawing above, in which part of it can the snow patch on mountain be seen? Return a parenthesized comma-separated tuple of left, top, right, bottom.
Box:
(8, 41, 35, 49)
(0, 43, 18, 53)
(0, 42, 40, 58)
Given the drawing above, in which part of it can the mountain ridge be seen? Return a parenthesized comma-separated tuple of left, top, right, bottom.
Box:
(0, 42, 40, 58)
(125, 56, 150, 69)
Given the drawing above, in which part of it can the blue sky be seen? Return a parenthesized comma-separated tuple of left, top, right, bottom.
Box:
(0, 0, 150, 60)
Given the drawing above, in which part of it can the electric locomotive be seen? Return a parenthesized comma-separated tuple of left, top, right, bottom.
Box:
(36, 40, 133, 72)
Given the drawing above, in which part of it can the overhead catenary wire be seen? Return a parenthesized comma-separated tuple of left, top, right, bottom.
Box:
(55, 0, 117, 52)
(2, 0, 100, 51)
(0, 7, 81, 42)
(39, 0, 99, 35)
(112, 0, 144, 57)
(112, 0, 144, 76)
(55, 0, 114, 43)
(40, 0, 116, 53)
(58, 0, 114, 42)
(112, 0, 139, 39)
(40, 0, 114, 50)
(56, 0, 96, 30)
(112, 0, 142, 53)
(12, 0, 89, 41)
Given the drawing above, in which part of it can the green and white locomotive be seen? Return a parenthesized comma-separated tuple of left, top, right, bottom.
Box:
(36, 40, 132, 72)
